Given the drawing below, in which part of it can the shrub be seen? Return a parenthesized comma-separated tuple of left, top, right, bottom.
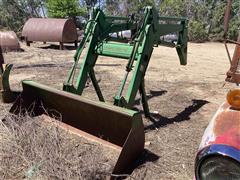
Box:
(188, 20, 208, 42)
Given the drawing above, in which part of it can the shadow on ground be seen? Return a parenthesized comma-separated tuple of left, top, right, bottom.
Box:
(95, 63, 121, 67)
(134, 90, 167, 106)
(145, 99, 209, 131)
(125, 149, 159, 177)
(14, 63, 121, 70)
(14, 63, 66, 69)
(39, 44, 77, 50)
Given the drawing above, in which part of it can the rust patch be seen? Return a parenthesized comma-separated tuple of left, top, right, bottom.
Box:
(213, 102, 240, 149)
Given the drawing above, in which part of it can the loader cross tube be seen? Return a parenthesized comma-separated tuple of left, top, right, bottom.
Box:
(63, 6, 188, 117)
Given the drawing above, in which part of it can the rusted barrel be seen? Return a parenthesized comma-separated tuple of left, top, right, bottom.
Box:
(22, 18, 78, 49)
(0, 31, 21, 52)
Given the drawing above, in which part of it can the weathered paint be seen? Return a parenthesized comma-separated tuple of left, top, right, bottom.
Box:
(0, 31, 20, 52)
(199, 102, 240, 151)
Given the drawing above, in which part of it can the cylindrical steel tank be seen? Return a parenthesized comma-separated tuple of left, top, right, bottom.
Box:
(0, 31, 21, 52)
(22, 18, 78, 49)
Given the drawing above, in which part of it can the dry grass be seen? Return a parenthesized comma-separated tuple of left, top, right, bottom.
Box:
(0, 113, 115, 180)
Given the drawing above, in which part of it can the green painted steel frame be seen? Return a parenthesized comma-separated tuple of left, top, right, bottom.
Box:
(63, 6, 188, 117)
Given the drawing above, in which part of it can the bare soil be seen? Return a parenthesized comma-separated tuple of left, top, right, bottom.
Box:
(0, 41, 237, 179)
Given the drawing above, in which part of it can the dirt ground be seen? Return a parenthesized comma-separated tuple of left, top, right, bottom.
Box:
(0, 41, 237, 179)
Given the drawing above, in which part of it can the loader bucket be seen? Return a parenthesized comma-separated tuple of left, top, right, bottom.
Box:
(9, 80, 145, 176)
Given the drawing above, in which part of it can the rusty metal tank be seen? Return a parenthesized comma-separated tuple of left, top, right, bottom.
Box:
(22, 18, 78, 49)
(0, 31, 21, 52)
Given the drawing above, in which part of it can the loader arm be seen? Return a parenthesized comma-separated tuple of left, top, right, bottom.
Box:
(63, 6, 188, 117)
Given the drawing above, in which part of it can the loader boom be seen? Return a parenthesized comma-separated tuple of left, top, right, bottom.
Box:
(63, 7, 188, 117)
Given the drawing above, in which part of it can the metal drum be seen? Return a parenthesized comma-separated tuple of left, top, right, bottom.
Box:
(22, 18, 78, 49)
(0, 31, 20, 52)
